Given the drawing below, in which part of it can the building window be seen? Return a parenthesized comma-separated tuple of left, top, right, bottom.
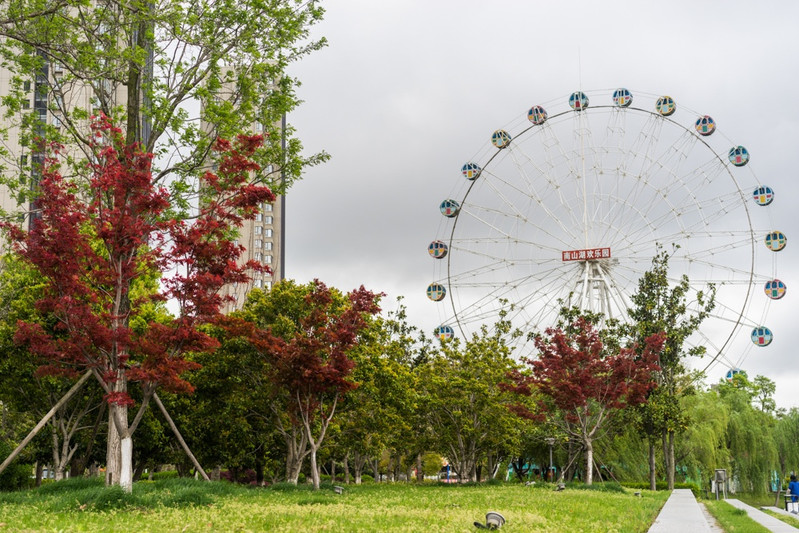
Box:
(265, 281, 272, 290)
(264, 216, 273, 225)
(265, 229, 273, 238)
(263, 203, 273, 212)
(264, 255, 272, 264)
(254, 226, 262, 235)
(23, 81, 31, 92)
(254, 239, 262, 248)
(255, 252, 262, 262)
(264, 242, 272, 250)
(22, 99, 30, 109)
(254, 279, 263, 288)
(255, 213, 262, 222)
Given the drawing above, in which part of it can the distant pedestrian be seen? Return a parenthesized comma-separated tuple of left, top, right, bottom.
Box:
(789, 474, 799, 513)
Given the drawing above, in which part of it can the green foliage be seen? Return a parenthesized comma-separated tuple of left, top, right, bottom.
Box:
(149, 470, 179, 481)
(0, 439, 32, 491)
(417, 318, 522, 482)
(565, 481, 626, 493)
(620, 482, 700, 496)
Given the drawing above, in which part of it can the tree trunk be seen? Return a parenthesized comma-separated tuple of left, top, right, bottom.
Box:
(120, 436, 133, 491)
(661, 428, 670, 490)
(285, 445, 304, 484)
(585, 439, 593, 485)
(386, 455, 394, 482)
(309, 446, 321, 489)
(649, 439, 657, 490)
(106, 405, 122, 487)
(343, 453, 351, 484)
(133, 461, 147, 482)
(371, 458, 380, 482)
(352, 450, 366, 484)
(416, 453, 424, 482)
(35, 462, 43, 487)
(255, 455, 264, 486)
(667, 430, 675, 490)
(73, 400, 106, 480)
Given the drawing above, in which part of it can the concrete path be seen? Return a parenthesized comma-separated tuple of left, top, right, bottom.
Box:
(648, 489, 711, 532)
(725, 499, 799, 532)
(763, 505, 797, 519)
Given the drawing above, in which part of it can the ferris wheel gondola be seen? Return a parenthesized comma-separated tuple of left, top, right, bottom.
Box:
(427, 88, 783, 374)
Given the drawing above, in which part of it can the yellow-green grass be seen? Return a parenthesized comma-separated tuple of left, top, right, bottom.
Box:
(761, 507, 799, 528)
(0, 478, 669, 532)
(703, 499, 771, 533)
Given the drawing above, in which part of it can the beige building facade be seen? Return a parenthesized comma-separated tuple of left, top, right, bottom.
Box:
(0, 58, 283, 311)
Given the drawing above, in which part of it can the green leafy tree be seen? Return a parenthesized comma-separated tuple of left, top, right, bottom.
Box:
(717, 375, 777, 494)
(236, 279, 381, 490)
(339, 304, 417, 484)
(0, 0, 327, 196)
(418, 320, 521, 483)
(627, 248, 715, 489)
(0, 254, 106, 482)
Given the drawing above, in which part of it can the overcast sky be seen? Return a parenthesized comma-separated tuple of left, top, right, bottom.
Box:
(283, 1, 799, 408)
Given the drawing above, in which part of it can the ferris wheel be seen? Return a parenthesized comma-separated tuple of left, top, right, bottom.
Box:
(427, 89, 785, 374)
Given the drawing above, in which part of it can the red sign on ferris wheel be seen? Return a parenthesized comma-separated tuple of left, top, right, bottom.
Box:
(562, 248, 611, 262)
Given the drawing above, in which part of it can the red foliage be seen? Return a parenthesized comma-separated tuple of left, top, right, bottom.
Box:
(2, 115, 275, 405)
(249, 280, 382, 422)
(505, 317, 663, 423)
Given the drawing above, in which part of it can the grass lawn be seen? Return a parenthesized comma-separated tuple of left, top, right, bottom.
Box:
(702, 499, 771, 533)
(0, 478, 670, 532)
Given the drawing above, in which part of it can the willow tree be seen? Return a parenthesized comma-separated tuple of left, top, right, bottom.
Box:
(717, 377, 778, 494)
(627, 248, 715, 490)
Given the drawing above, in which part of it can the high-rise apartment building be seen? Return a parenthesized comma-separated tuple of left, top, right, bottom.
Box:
(0, 58, 283, 311)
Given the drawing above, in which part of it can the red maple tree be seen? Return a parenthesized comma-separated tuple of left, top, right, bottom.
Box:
(505, 316, 663, 484)
(3, 116, 274, 490)
(235, 279, 381, 490)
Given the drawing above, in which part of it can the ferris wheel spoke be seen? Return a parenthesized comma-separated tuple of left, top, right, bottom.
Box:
(434, 91, 776, 376)
(505, 147, 581, 242)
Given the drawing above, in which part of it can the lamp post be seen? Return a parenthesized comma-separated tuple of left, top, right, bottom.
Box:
(545, 438, 555, 482)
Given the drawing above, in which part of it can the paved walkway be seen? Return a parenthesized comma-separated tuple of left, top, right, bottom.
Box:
(648, 489, 712, 532)
(648, 490, 799, 532)
(725, 499, 799, 532)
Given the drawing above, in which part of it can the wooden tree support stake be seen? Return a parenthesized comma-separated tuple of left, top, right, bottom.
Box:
(152, 392, 210, 481)
(0, 369, 93, 476)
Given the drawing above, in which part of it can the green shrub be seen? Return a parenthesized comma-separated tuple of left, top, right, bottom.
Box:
(0, 440, 33, 491)
(567, 481, 625, 493)
(620, 481, 700, 497)
(360, 474, 374, 483)
(150, 469, 179, 481)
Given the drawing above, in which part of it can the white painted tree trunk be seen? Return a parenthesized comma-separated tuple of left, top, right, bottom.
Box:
(120, 437, 133, 492)
(106, 403, 133, 492)
(585, 440, 593, 486)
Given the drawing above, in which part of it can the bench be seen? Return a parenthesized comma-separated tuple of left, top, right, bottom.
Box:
(783, 493, 798, 512)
